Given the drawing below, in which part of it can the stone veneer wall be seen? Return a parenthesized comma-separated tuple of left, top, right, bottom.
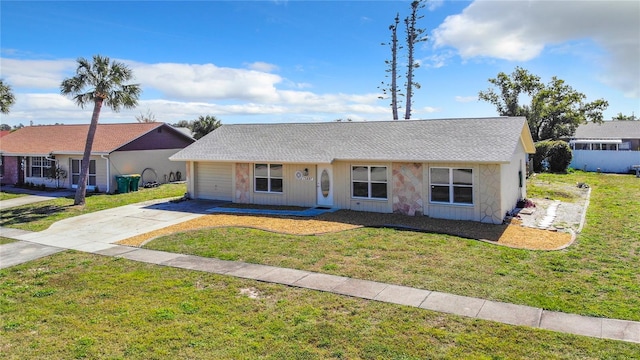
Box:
(392, 163, 423, 216)
(479, 164, 502, 224)
(235, 163, 250, 203)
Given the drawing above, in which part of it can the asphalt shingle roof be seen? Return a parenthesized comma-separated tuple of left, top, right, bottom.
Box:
(573, 121, 640, 139)
(0, 123, 166, 155)
(170, 117, 533, 164)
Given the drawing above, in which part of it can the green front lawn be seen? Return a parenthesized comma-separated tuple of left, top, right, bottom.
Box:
(1, 252, 637, 359)
(145, 172, 640, 321)
(0, 184, 186, 232)
(0, 192, 27, 201)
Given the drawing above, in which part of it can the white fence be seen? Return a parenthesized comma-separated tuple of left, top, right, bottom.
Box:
(570, 150, 640, 173)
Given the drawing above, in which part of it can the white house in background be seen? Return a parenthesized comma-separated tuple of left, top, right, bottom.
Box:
(569, 121, 640, 173)
(170, 117, 535, 224)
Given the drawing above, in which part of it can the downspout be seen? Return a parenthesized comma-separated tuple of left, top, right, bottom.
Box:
(101, 154, 110, 193)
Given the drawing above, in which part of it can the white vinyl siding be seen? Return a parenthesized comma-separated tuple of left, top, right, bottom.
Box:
(195, 162, 232, 200)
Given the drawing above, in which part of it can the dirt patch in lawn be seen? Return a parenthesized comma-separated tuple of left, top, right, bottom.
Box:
(118, 177, 590, 251)
(118, 208, 576, 251)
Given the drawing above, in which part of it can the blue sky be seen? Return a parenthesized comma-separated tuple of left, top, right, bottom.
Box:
(1, 0, 638, 127)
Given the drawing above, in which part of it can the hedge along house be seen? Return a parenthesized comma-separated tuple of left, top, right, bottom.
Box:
(0, 123, 194, 192)
(170, 117, 535, 224)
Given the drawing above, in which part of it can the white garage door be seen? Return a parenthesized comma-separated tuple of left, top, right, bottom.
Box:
(195, 162, 233, 201)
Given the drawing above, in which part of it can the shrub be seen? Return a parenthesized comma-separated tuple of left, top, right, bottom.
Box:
(533, 141, 552, 172)
(533, 140, 573, 173)
(547, 141, 573, 173)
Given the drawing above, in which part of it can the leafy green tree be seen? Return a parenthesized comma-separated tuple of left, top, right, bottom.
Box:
(0, 123, 10, 131)
(612, 112, 637, 121)
(61, 55, 141, 205)
(172, 120, 192, 128)
(478, 67, 542, 117)
(0, 79, 16, 114)
(191, 115, 222, 140)
(479, 67, 608, 141)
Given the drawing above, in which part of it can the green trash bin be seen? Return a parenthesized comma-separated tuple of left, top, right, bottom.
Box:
(129, 174, 141, 192)
(116, 175, 130, 194)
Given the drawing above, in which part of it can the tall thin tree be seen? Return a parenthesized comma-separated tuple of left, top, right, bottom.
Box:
(403, 0, 427, 120)
(379, 13, 402, 120)
(61, 55, 141, 205)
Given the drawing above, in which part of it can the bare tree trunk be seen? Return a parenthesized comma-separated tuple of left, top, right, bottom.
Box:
(404, 2, 419, 120)
(74, 98, 103, 206)
(390, 15, 399, 120)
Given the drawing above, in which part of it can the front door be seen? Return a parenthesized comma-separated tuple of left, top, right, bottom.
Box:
(316, 165, 333, 207)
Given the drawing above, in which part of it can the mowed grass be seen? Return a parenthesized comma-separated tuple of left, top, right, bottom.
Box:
(1, 252, 638, 359)
(0, 192, 28, 201)
(0, 184, 186, 232)
(145, 173, 640, 321)
(0, 237, 17, 245)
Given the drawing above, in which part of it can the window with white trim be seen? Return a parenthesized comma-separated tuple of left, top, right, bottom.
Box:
(254, 163, 283, 193)
(430, 167, 473, 205)
(29, 156, 52, 178)
(71, 159, 97, 187)
(351, 165, 388, 199)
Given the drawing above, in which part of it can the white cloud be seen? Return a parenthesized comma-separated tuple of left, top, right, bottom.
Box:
(455, 96, 476, 103)
(245, 61, 279, 72)
(127, 61, 283, 102)
(0, 58, 76, 89)
(432, 0, 640, 97)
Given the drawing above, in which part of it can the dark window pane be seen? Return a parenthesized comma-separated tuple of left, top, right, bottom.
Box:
(430, 168, 449, 184)
(352, 166, 368, 181)
(89, 160, 96, 174)
(72, 175, 80, 184)
(89, 176, 97, 186)
(352, 182, 369, 197)
(370, 167, 387, 182)
(453, 169, 472, 185)
(72, 160, 80, 173)
(453, 186, 473, 204)
(371, 183, 387, 199)
(431, 185, 450, 202)
(255, 178, 268, 192)
(32, 167, 41, 177)
(270, 178, 283, 192)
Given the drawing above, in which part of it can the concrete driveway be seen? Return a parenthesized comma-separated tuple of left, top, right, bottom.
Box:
(1, 198, 225, 255)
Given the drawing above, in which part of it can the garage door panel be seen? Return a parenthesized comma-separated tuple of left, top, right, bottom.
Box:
(195, 163, 232, 201)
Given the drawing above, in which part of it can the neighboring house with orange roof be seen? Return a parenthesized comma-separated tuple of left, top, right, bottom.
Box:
(0, 123, 194, 192)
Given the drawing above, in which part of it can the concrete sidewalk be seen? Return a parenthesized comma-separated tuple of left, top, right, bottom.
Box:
(0, 198, 638, 344)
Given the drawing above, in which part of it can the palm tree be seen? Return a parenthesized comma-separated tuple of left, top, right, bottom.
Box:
(0, 79, 16, 114)
(191, 115, 222, 140)
(61, 55, 141, 205)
